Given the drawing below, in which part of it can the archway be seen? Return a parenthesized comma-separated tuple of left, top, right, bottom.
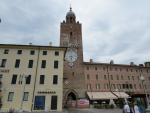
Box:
(65, 90, 78, 108)
(67, 92, 76, 100)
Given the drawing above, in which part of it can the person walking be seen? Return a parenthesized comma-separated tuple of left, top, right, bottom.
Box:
(133, 102, 140, 113)
(123, 102, 131, 113)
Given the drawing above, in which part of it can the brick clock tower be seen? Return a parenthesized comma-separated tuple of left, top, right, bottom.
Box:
(60, 7, 86, 107)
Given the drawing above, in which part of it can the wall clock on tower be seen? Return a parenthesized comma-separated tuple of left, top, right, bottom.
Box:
(65, 48, 78, 67)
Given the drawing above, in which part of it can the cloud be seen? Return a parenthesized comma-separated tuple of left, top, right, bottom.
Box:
(0, 0, 150, 64)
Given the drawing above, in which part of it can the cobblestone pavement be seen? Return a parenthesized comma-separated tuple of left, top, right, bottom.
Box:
(68, 108, 122, 113)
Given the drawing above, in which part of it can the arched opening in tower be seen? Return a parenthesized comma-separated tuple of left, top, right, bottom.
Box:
(67, 92, 76, 100)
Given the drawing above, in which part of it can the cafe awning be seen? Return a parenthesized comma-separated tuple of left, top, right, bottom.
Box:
(112, 92, 129, 98)
(87, 92, 118, 100)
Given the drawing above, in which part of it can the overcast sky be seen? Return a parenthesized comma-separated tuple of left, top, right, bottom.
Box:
(0, 0, 150, 65)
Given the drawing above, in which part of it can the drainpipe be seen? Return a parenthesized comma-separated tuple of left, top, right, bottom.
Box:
(31, 47, 40, 111)
(107, 65, 112, 92)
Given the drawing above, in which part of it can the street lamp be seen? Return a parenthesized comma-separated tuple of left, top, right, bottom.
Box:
(140, 75, 150, 112)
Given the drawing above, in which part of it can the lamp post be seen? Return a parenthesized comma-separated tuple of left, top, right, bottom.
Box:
(140, 75, 150, 112)
(20, 75, 28, 112)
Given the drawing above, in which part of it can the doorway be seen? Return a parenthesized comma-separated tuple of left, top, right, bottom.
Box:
(66, 91, 78, 108)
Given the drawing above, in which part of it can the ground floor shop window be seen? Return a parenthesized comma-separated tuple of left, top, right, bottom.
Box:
(34, 96, 45, 110)
(51, 96, 57, 110)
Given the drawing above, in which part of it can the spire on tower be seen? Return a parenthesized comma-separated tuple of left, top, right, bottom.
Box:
(66, 0, 76, 23)
(69, 0, 72, 11)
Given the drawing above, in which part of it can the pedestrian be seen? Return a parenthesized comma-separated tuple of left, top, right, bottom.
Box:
(133, 102, 140, 113)
(123, 102, 131, 113)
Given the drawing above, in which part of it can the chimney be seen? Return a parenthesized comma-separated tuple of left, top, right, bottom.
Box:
(130, 62, 134, 66)
(90, 59, 93, 63)
(110, 60, 114, 64)
(49, 42, 52, 46)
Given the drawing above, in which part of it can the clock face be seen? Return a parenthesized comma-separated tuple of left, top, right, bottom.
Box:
(65, 49, 78, 63)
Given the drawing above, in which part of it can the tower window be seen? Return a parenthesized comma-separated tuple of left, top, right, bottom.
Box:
(87, 67, 89, 70)
(70, 32, 72, 36)
(104, 75, 107, 80)
(87, 74, 89, 80)
(121, 75, 124, 80)
(111, 75, 113, 80)
(95, 67, 97, 70)
(70, 17, 73, 23)
(116, 75, 119, 80)
(96, 74, 98, 80)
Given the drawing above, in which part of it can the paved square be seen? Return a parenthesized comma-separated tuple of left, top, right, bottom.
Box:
(68, 108, 122, 113)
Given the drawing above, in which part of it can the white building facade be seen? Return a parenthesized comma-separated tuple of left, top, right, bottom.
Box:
(0, 44, 66, 112)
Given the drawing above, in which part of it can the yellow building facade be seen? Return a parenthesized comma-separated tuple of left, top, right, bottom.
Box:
(0, 44, 66, 112)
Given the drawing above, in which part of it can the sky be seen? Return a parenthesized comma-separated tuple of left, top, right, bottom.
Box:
(0, 0, 150, 65)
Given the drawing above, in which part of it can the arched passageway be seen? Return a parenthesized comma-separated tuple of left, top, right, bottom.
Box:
(65, 90, 78, 108)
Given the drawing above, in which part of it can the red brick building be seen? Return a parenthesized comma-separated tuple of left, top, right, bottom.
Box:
(60, 7, 150, 107)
